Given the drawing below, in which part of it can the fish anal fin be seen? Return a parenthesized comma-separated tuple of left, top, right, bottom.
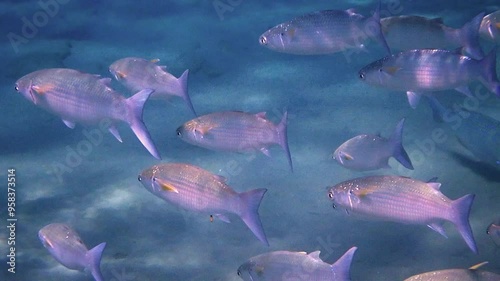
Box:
(428, 222, 448, 238)
(214, 214, 231, 223)
(62, 119, 76, 129)
(260, 147, 271, 157)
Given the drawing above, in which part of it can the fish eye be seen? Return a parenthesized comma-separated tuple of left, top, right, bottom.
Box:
(259, 36, 267, 45)
(359, 73, 365, 80)
(328, 192, 333, 199)
(153, 177, 156, 182)
(237, 270, 241, 276)
(332, 204, 336, 209)
(14, 85, 19, 91)
(138, 175, 142, 182)
(176, 128, 182, 137)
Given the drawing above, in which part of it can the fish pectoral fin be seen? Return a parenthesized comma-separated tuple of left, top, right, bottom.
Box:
(286, 28, 296, 38)
(115, 70, 127, 79)
(406, 91, 422, 109)
(496, 22, 500, 29)
(469, 261, 488, 271)
(32, 83, 54, 95)
(154, 178, 179, 193)
(255, 265, 265, 276)
(62, 119, 76, 129)
(195, 124, 217, 136)
(352, 188, 374, 198)
(260, 147, 271, 157)
(381, 66, 401, 75)
(427, 222, 448, 238)
(340, 152, 354, 161)
(213, 214, 231, 223)
(255, 112, 267, 119)
(150, 58, 160, 63)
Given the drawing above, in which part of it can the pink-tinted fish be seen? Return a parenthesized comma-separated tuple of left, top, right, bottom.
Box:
(15, 68, 160, 159)
(138, 163, 269, 245)
(486, 219, 500, 246)
(109, 57, 195, 115)
(404, 262, 500, 281)
(327, 175, 477, 253)
(480, 10, 500, 44)
(39, 223, 106, 281)
(176, 111, 293, 171)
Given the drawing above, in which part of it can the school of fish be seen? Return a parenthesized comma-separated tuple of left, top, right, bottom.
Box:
(13, 1, 500, 280)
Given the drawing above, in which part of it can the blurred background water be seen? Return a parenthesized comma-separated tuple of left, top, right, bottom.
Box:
(0, 0, 499, 280)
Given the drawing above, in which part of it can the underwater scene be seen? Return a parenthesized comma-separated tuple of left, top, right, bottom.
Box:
(1, 0, 500, 280)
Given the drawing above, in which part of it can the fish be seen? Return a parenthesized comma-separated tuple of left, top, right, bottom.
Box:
(327, 175, 477, 253)
(237, 247, 357, 281)
(109, 57, 195, 116)
(258, 2, 391, 55)
(333, 118, 413, 171)
(176, 111, 293, 171)
(486, 219, 500, 246)
(38, 223, 106, 281)
(138, 163, 269, 245)
(426, 96, 500, 169)
(404, 262, 500, 281)
(359, 48, 500, 108)
(480, 10, 500, 44)
(380, 13, 485, 59)
(15, 68, 160, 159)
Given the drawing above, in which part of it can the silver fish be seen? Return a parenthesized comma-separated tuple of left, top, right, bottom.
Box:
(333, 118, 413, 171)
(426, 96, 500, 169)
(404, 262, 500, 281)
(381, 13, 485, 59)
(237, 247, 357, 281)
(38, 223, 106, 281)
(109, 57, 195, 116)
(480, 10, 500, 44)
(327, 175, 477, 253)
(359, 48, 500, 108)
(486, 220, 500, 246)
(176, 111, 293, 171)
(259, 3, 390, 55)
(15, 68, 160, 159)
(138, 163, 269, 245)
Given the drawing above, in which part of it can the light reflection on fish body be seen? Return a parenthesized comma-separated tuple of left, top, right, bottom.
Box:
(259, 5, 390, 55)
(381, 13, 485, 59)
(38, 223, 106, 281)
(359, 49, 500, 107)
(327, 175, 477, 253)
(333, 118, 413, 171)
(176, 111, 293, 171)
(237, 247, 357, 281)
(138, 163, 269, 245)
(15, 68, 160, 159)
(109, 57, 195, 115)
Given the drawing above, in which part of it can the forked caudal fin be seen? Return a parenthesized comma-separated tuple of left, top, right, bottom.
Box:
(238, 188, 269, 246)
(450, 194, 478, 254)
(86, 242, 106, 281)
(479, 47, 500, 98)
(178, 69, 197, 116)
(330, 247, 357, 280)
(389, 118, 414, 170)
(370, 0, 392, 55)
(276, 111, 293, 172)
(125, 89, 161, 159)
(458, 12, 485, 60)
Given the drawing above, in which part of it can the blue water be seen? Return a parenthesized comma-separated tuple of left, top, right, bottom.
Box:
(1, 1, 499, 280)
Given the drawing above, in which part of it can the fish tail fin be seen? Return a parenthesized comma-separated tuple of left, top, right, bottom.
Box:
(370, 0, 391, 55)
(479, 46, 500, 98)
(451, 194, 478, 254)
(178, 69, 196, 116)
(389, 118, 413, 170)
(86, 242, 106, 281)
(458, 12, 485, 60)
(239, 188, 269, 246)
(276, 111, 293, 172)
(330, 247, 357, 280)
(425, 96, 448, 123)
(125, 89, 161, 159)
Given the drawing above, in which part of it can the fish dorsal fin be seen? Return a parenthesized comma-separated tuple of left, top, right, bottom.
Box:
(427, 182, 441, 191)
(346, 8, 357, 16)
(430, 17, 444, 24)
(150, 58, 160, 63)
(469, 261, 488, 271)
(154, 178, 179, 193)
(214, 174, 227, 183)
(255, 112, 267, 119)
(307, 251, 322, 260)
